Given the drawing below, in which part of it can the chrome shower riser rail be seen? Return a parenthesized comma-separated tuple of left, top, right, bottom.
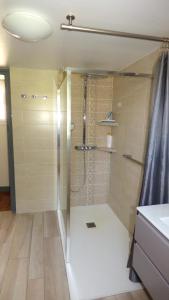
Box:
(61, 15, 169, 44)
(83, 76, 87, 145)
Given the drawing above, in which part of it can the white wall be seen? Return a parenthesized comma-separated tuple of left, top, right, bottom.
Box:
(0, 122, 9, 187)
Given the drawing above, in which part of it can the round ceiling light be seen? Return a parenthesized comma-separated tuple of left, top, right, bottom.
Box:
(2, 12, 53, 42)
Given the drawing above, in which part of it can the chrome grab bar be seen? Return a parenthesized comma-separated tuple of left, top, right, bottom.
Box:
(123, 154, 144, 166)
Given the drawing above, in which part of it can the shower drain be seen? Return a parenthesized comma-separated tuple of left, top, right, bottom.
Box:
(86, 222, 96, 228)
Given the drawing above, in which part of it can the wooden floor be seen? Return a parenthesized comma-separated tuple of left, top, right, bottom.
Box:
(100, 289, 151, 300)
(0, 192, 10, 211)
(0, 211, 151, 300)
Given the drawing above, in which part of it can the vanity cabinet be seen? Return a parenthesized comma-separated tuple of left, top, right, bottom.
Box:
(133, 214, 169, 300)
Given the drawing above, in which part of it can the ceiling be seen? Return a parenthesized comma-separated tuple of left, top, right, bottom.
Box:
(0, 0, 169, 70)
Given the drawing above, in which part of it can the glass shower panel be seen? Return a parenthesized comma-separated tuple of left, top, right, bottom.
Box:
(57, 70, 71, 262)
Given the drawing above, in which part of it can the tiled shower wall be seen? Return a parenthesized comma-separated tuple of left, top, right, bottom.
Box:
(71, 74, 113, 206)
(10, 68, 58, 213)
(109, 50, 160, 233)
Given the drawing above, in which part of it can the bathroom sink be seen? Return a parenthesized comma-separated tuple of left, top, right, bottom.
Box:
(160, 217, 169, 227)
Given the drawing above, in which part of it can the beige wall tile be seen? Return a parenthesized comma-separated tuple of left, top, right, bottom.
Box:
(109, 50, 158, 233)
(71, 74, 113, 206)
(10, 67, 58, 213)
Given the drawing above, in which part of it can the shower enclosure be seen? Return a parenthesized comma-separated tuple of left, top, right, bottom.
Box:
(57, 70, 71, 261)
(57, 68, 152, 299)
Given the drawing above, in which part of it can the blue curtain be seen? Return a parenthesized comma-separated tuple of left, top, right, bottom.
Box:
(128, 51, 169, 281)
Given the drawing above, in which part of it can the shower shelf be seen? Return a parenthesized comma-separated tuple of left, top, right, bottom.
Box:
(97, 147, 116, 153)
(96, 120, 119, 127)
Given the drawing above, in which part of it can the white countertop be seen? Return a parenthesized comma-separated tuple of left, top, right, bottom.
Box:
(137, 204, 169, 241)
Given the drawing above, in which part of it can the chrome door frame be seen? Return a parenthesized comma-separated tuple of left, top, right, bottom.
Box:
(57, 69, 71, 263)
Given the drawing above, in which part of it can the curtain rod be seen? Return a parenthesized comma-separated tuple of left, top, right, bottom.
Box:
(61, 15, 169, 43)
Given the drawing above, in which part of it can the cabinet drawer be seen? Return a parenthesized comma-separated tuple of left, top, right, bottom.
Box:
(135, 214, 169, 283)
(133, 243, 169, 300)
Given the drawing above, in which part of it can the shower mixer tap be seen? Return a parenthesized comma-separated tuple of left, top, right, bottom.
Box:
(75, 145, 97, 151)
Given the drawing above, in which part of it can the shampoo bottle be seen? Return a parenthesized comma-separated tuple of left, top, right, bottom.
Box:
(107, 133, 113, 148)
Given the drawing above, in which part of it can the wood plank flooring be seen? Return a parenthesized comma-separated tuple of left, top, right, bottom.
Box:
(0, 211, 151, 300)
(100, 289, 151, 300)
(0, 192, 10, 211)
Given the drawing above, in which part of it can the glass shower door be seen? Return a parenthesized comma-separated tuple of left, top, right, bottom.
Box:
(57, 70, 71, 262)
